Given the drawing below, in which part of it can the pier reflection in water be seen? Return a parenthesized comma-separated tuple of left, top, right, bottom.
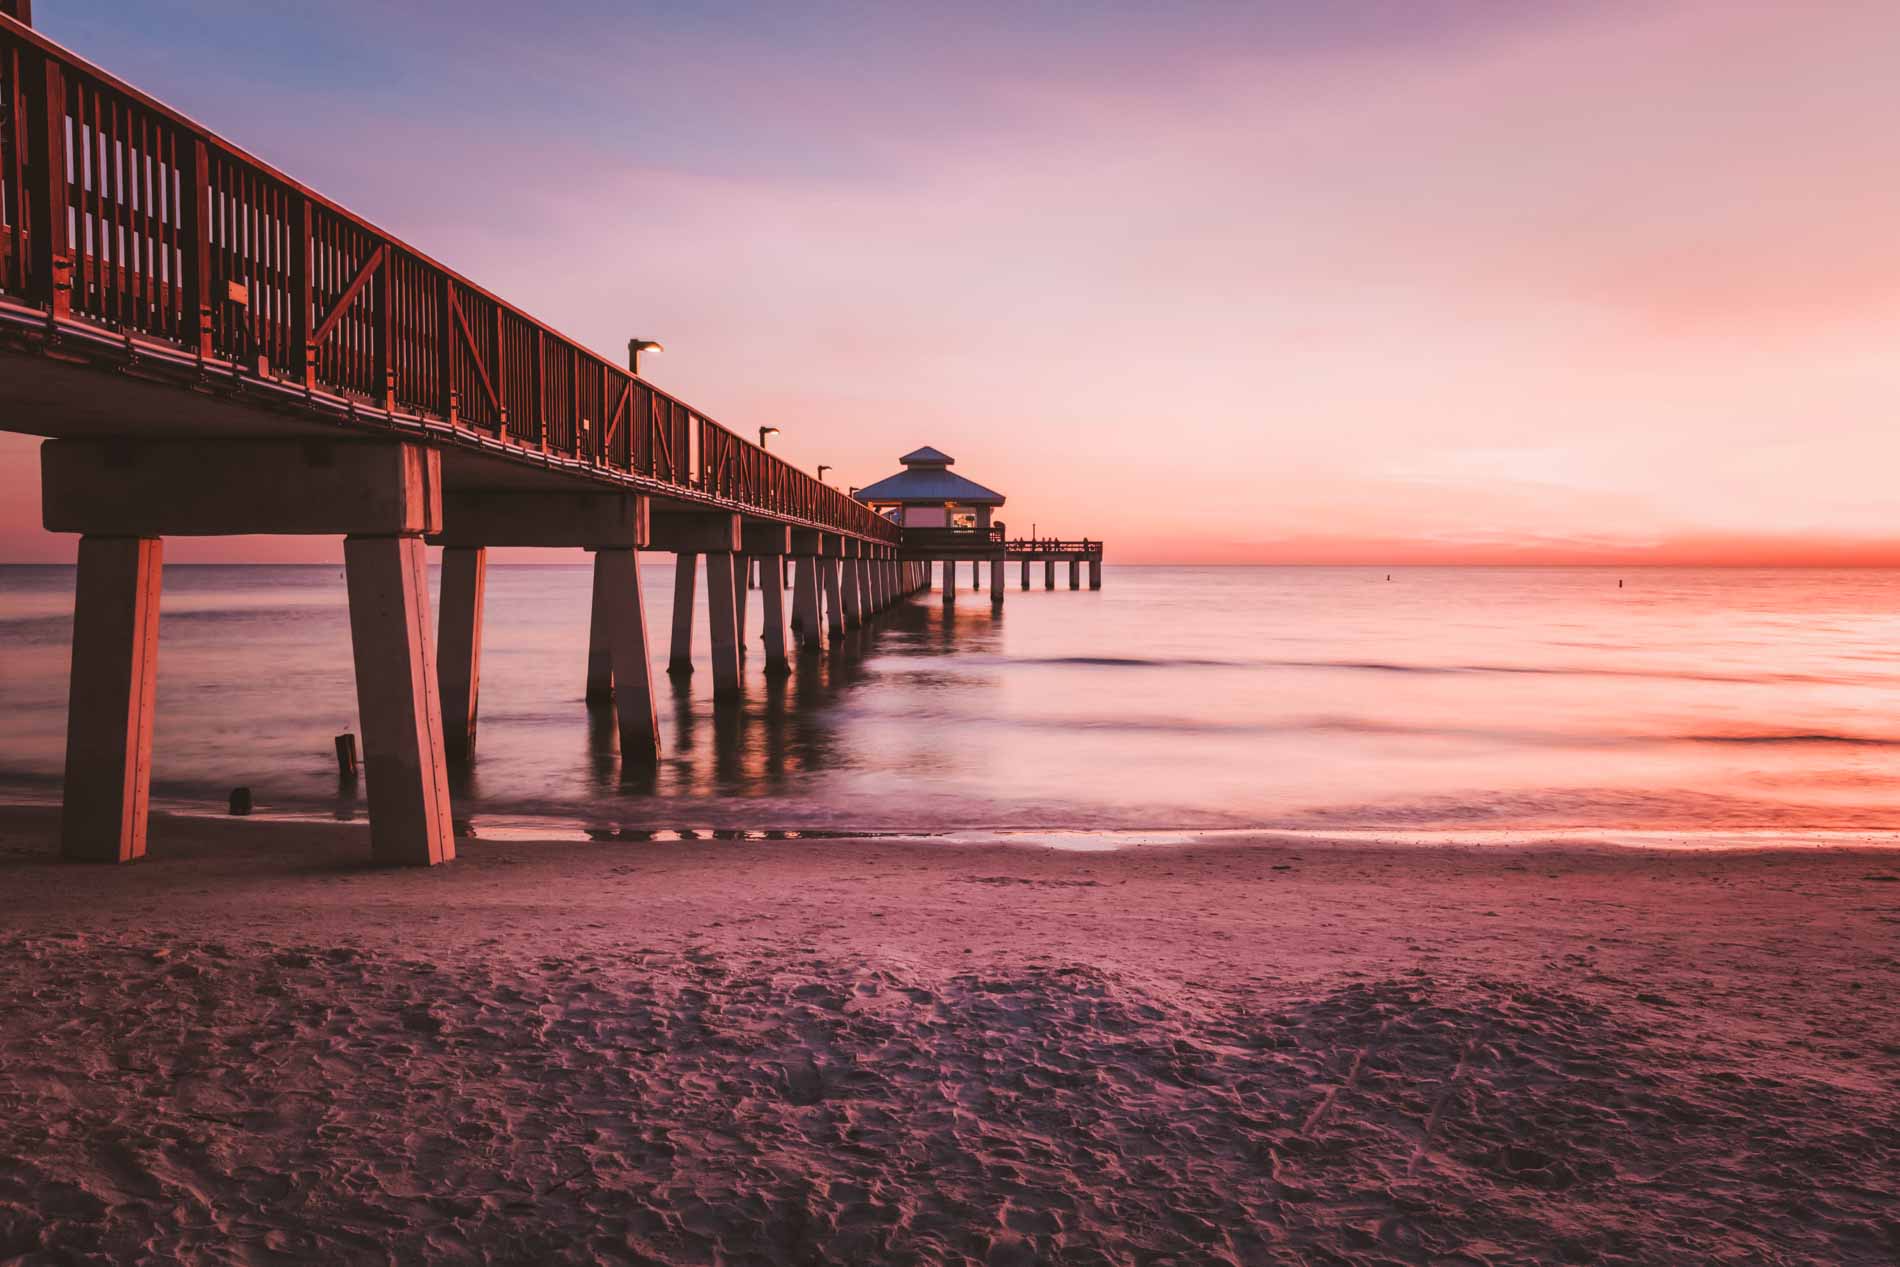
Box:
(435, 567, 1003, 821)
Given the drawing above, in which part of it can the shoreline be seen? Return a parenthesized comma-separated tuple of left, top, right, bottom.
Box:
(1, 804, 1896, 1263)
(7, 796, 1900, 854)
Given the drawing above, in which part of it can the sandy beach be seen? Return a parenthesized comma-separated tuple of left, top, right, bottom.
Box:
(0, 806, 1895, 1265)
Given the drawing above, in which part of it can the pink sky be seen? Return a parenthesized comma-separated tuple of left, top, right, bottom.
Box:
(5, 0, 1899, 564)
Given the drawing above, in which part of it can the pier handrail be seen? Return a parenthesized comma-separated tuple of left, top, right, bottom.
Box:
(1006, 538, 1104, 556)
(897, 525, 1004, 549)
(0, 15, 897, 542)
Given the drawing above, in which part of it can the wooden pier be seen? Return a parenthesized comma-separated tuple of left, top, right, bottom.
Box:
(0, 6, 925, 866)
(898, 529, 1106, 606)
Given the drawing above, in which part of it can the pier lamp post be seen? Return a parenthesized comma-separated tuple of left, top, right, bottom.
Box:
(817, 465, 832, 482)
(627, 339, 664, 375)
(759, 426, 781, 450)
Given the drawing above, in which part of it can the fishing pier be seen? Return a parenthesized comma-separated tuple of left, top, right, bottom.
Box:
(0, 4, 1100, 868)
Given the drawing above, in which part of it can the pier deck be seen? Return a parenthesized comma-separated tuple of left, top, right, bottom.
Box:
(900, 528, 1106, 597)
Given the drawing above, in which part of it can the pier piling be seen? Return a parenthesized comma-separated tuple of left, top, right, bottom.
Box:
(668, 553, 697, 676)
(436, 545, 487, 760)
(859, 554, 876, 626)
(826, 552, 849, 642)
(59, 535, 162, 863)
(733, 553, 751, 657)
(792, 548, 822, 653)
(344, 534, 455, 866)
(585, 557, 614, 704)
(704, 552, 743, 700)
(842, 546, 863, 630)
(760, 563, 792, 675)
(593, 548, 661, 760)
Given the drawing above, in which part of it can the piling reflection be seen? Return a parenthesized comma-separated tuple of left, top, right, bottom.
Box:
(433, 568, 1012, 815)
(602, 588, 1001, 804)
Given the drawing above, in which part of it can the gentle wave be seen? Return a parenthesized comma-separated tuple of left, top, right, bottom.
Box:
(956, 711, 1900, 750)
(995, 653, 1854, 687)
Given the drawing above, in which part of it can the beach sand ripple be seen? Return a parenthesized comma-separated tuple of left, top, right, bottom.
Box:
(2, 926, 1895, 1265)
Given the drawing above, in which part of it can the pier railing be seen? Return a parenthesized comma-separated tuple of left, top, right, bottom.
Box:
(1007, 539, 1103, 557)
(898, 526, 1004, 551)
(0, 14, 897, 543)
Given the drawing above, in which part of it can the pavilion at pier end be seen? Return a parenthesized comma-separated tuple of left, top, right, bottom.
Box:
(855, 447, 1105, 605)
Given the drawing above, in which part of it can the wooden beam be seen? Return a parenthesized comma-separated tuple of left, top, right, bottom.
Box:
(431, 492, 648, 549)
(601, 375, 631, 451)
(447, 290, 499, 415)
(26, 53, 68, 318)
(310, 243, 383, 347)
(42, 440, 441, 537)
(649, 511, 741, 554)
(290, 195, 313, 386)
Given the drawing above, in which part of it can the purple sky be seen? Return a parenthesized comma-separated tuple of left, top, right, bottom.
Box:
(6, 0, 1900, 563)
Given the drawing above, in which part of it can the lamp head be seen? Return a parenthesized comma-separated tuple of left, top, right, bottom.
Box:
(627, 338, 664, 374)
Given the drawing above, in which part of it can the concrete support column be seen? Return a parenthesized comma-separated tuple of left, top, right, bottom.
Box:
(973, 560, 982, 592)
(705, 552, 742, 700)
(1045, 559, 1056, 590)
(760, 564, 792, 675)
(585, 554, 614, 704)
(668, 552, 697, 676)
(436, 545, 486, 760)
(1021, 558, 1031, 590)
(344, 534, 454, 866)
(858, 553, 876, 617)
(990, 554, 1005, 608)
(1090, 559, 1103, 589)
(1069, 559, 1081, 590)
(733, 553, 751, 656)
(851, 558, 870, 630)
(793, 555, 822, 652)
(824, 556, 848, 642)
(60, 535, 163, 863)
(593, 548, 661, 761)
(943, 559, 957, 606)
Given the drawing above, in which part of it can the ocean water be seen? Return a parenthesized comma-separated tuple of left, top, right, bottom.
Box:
(4, 564, 1900, 839)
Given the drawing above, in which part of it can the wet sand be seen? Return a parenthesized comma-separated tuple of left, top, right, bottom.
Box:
(0, 805, 1896, 1265)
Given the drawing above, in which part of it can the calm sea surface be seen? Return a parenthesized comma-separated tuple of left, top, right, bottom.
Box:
(5, 564, 1900, 840)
